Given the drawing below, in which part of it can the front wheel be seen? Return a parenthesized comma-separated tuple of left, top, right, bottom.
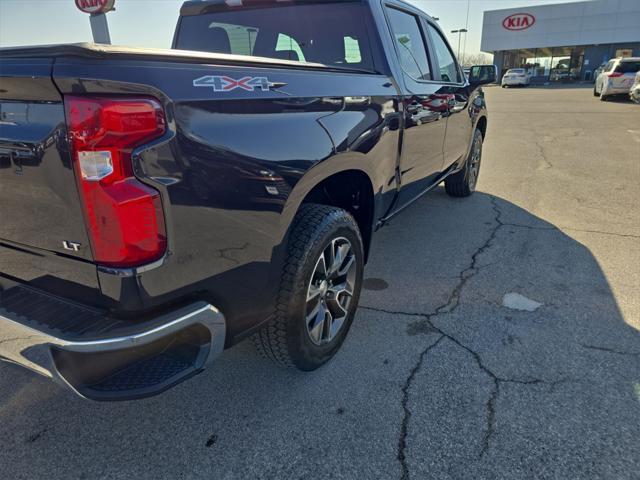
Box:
(445, 128, 484, 198)
(253, 204, 364, 371)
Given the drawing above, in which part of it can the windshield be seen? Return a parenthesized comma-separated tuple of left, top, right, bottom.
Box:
(175, 2, 375, 71)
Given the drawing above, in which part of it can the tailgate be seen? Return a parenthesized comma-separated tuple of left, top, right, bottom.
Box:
(0, 58, 92, 261)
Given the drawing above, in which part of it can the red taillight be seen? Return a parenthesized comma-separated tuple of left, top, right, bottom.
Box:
(65, 96, 167, 268)
(607, 72, 623, 78)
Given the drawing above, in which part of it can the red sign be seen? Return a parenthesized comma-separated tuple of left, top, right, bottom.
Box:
(75, 0, 115, 14)
(502, 13, 536, 31)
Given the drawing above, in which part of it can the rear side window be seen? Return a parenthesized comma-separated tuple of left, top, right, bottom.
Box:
(427, 24, 461, 83)
(616, 61, 640, 74)
(385, 7, 431, 81)
(176, 2, 374, 70)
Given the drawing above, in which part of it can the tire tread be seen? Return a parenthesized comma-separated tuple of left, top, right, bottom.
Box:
(252, 204, 360, 369)
(444, 129, 483, 198)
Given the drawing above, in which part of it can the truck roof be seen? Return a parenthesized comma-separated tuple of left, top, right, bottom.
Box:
(180, 0, 436, 22)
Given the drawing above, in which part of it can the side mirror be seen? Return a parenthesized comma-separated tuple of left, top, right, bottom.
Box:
(469, 65, 498, 86)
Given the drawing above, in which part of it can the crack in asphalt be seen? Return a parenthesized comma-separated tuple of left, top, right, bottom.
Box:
(361, 197, 584, 477)
(562, 228, 640, 240)
(533, 139, 553, 169)
(25, 427, 49, 444)
(397, 335, 444, 480)
(367, 197, 506, 478)
(581, 344, 640, 357)
(502, 223, 640, 240)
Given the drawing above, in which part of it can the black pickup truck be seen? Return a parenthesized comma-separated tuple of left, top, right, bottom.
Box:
(0, 0, 495, 400)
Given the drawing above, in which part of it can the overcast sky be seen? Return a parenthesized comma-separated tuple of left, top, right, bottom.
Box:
(0, 0, 586, 56)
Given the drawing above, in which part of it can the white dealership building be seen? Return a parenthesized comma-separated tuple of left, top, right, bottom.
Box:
(481, 0, 640, 82)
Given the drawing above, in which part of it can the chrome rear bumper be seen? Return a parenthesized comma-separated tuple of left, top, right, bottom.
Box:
(0, 293, 225, 401)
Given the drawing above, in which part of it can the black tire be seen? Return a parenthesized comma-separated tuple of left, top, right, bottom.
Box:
(600, 93, 608, 102)
(445, 128, 484, 198)
(593, 86, 600, 97)
(252, 204, 364, 371)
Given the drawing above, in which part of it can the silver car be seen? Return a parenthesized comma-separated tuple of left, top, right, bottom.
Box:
(594, 57, 640, 101)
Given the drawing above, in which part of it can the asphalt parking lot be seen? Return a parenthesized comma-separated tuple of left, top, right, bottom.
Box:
(1, 86, 639, 480)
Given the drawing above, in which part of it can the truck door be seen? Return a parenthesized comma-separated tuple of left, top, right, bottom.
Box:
(384, 5, 447, 209)
(425, 21, 471, 169)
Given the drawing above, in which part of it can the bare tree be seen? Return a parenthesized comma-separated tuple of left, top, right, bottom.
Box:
(459, 53, 493, 67)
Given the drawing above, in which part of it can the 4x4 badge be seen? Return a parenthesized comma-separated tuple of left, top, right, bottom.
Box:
(193, 75, 276, 92)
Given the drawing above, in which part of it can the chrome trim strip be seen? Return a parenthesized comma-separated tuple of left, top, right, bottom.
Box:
(96, 253, 170, 277)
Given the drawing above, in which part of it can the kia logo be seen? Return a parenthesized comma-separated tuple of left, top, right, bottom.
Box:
(502, 13, 536, 31)
(75, 0, 115, 14)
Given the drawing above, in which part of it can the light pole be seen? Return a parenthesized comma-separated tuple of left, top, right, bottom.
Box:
(451, 29, 468, 62)
(463, 0, 471, 62)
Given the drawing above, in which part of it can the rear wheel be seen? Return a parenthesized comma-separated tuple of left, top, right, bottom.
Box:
(445, 128, 483, 198)
(253, 204, 364, 371)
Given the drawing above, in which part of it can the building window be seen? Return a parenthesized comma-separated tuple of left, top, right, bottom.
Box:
(501, 46, 585, 82)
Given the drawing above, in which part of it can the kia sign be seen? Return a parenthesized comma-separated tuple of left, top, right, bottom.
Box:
(502, 13, 535, 31)
(75, 0, 115, 14)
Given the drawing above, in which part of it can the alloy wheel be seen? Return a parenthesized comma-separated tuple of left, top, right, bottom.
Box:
(305, 237, 357, 346)
(468, 135, 482, 191)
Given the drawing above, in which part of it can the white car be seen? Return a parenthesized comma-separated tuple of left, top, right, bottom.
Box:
(631, 71, 640, 104)
(594, 57, 640, 101)
(501, 68, 530, 88)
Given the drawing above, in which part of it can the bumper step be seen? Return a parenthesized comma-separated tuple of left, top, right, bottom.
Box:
(91, 354, 192, 393)
(1, 286, 126, 339)
(0, 285, 225, 401)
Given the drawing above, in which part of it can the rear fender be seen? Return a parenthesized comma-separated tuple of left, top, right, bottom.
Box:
(279, 153, 380, 241)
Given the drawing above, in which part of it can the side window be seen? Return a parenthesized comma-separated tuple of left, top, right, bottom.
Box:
(604, 61, 614, 72)
(427, 24, 462, 83)
(385, 7, 432, 81)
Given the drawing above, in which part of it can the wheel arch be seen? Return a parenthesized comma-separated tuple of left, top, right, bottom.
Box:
(281, 160, 379, 262)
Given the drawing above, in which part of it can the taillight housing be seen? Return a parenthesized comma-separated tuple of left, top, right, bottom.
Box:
(607, 72, 623, 78)
(65, 96, 167, 268)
